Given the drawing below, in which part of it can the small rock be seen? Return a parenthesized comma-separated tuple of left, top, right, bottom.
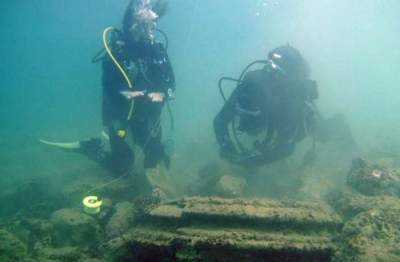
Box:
(214, 175, 247, 198)
(105, 202, 136, 239)
(37, 246, 80, 261)
(50, 208, 102, 248)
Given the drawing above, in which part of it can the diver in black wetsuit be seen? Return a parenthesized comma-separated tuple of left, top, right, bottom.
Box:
(214, 45, 318, 167)
(84, 0, 175, 175)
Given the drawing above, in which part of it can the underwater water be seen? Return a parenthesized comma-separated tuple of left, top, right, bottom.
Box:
(1, 0, 400, 261)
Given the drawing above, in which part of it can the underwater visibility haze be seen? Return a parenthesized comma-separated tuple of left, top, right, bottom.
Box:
(1, 0, 400, 261)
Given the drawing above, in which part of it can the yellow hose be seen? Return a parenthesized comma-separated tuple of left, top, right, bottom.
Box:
(103, 27, 134, 120)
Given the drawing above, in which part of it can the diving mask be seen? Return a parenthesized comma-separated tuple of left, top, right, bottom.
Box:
(129, 0, 159, 41)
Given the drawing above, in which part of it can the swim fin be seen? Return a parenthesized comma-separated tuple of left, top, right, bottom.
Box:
(39, 139, 81, 150)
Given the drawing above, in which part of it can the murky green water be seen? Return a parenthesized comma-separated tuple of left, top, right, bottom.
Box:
(1, 1, 399, 261)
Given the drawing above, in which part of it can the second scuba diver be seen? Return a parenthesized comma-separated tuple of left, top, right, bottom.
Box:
(214, 44, 356, 167)
(214, 45, 318, 166)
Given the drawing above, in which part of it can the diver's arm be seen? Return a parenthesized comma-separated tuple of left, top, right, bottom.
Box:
(102, 57, 127, 98)
(214, 88, 240, 157)
(236, 141, 296, 166)
(120, 90, 146, 100)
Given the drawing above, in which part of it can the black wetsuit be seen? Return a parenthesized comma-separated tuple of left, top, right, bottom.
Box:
(214, 68, 317, 166)
(86, 35, 175, 174)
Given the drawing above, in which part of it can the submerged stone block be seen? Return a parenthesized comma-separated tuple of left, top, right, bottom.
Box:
(334, 208, 400, 262)
(330, 187, 400, 261)
(105, 201, 136, 239)
(347, 158, 400, 197)
(50, 208, 102, 248)
(106, 197, 342, 261)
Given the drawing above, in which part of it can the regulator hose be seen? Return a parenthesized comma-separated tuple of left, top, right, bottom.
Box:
(102, 27, 135, 120)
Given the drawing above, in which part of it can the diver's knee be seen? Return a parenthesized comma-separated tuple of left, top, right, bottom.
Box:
(79, 138, 107, 162)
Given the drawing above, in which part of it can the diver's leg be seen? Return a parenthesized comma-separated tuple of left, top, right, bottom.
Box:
(105, 128, 135, 174)
(131, 119, 175, 197)
(143, 130, 166, 169)
(80, 131, 134, 175)
(40, 128, 135, 176)
(130, 117, 168, 168)
(39, 136, 109, 164)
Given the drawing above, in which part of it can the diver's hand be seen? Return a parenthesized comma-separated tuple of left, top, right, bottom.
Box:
(120, 90, 146, 100)
(148, 92, 165, 102)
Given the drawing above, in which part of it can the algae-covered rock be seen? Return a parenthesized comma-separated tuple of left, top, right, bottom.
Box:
(347, 158, 400, 196)
(50, 208, 102, 248)
(16, 218, 54, 252)
(51, 208, 96, 227)
(145, 167, 177, 198)
(37, 246, 81, 261)
(105, 201, 136, 239)
(80, 259, 104, 262)
(331, 160, 400, 262)
(213, 175, 247, 198)
(0, 177, 65, 217)
(334, 208, 400, 261)
(190, 163, 249, 197)
(0, 229, 28, 261)
(188, 162, 222, 195)
(330, 189, 400, 219)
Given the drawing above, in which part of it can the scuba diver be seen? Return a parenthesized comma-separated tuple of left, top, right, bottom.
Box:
(41, 0, 175, 195)
(97, 0, 175, 173)
(214, 45, 319, 167)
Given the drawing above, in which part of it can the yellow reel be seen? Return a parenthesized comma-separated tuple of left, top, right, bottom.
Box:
(82, 196, 103, 215)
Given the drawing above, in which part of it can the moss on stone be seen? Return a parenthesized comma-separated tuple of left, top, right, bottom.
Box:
(0, 229, 28, 261)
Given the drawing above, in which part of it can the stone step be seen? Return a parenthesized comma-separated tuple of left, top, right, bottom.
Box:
(128, 225, 333, 252)
(147, 197, 341, 231)
(108, 197, 342, 261)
